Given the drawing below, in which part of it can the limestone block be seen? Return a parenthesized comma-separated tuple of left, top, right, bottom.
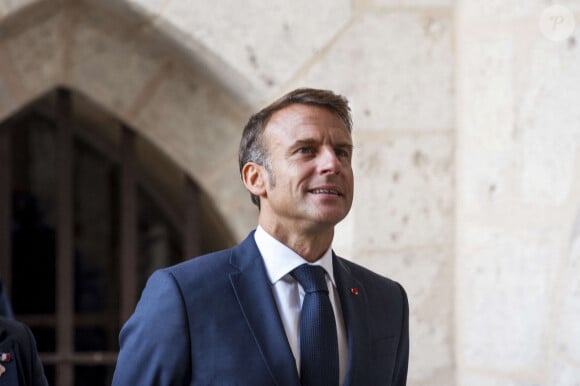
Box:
(547, 360, 580, 386)
(458, 226, 560, 372)
(351, 132, 453, 249)
(408, 317, 454, 385)
(518, 33, 580, 205)
(554, 221, 580, 363)
(458, 0, 580, 25)
(2, 9, 63, 97)
(111, 0, 167, 17)
(132, 61, 245, 197)
(458, 20, 580, 208)
(136, 0, 351, 102)
(455, 0, 580, 34)
(372, 0, 452, 6)
(458, 373, 534, 386)
(0, 58, 32, 121)
(459, 1, 534, 23)
(301, 11, 453, 132)
(0, 0, 41, 16)
(0, 72, 16, 119)
(456, 28, 521, 212)
(69, 6, 168, 118)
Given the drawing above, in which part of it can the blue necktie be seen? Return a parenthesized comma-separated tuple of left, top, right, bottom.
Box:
(292, 264, 339, 386)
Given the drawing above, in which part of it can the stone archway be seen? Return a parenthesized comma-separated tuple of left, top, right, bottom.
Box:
(1, 86, 238, 385)
(0, 2, 258, 385)
(0, 0, 257, 242)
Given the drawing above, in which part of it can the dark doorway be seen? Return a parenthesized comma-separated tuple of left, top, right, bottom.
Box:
(0, 87, 235, 386)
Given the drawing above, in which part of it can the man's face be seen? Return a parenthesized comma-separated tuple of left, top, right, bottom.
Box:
(258, 104, 354, 233)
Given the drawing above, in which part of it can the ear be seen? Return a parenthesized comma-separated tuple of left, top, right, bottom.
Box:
(242, 162, 267, 198)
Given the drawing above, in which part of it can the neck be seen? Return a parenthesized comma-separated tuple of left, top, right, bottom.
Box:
(258, 222, 334, 262)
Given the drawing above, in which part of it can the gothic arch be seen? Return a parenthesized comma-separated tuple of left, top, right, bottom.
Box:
(0, 0, 256, 242)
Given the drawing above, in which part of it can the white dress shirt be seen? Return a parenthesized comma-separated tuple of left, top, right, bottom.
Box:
(254, 226, 348, 385)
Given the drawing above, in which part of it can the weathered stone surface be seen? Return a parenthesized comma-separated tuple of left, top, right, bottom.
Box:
(372, 0, 452, 6)
(548, 359, 580, 386)
(135, 0, 351, 104)
(2, 9, 62, 97)
(301, 11, 453, 132)
(457, 8, 579, 206)
(518, 34, 580, 205)
(0, 0, 42, 16)
(555, 220, 580, 363)
(351, 132, 453, 249)
(458, 226, 559, 371)
(456, 1, 580, 384)
(0, 66, 16, 119)
(458, 373, 535, 386)
(459, 1, 580, 24)
(131, 61, 246, 196)
(69, 5, 168, 120)
(456, 26, 519, 212)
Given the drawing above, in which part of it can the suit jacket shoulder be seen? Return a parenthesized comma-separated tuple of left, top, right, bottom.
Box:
(113, 232, 298, 386)
(334, 256, 407, 303)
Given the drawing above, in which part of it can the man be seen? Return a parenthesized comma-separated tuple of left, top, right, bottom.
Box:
(112, 88, 409, 385)
(0, 316, 49, 386)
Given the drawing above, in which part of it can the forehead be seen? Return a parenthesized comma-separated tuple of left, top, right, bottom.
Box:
(264, 104, 351, 143)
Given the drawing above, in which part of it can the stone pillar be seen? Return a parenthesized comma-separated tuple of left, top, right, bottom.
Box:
(456, 1, 580, 384)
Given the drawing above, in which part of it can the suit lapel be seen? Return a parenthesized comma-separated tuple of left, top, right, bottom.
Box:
(229, 235, 300, 386)
(333, 255, 370, 386)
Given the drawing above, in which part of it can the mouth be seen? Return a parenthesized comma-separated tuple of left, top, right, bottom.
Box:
(309, 188, 342, 196)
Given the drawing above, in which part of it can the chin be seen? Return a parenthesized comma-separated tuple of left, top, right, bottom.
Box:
(315, 212, 348, 225)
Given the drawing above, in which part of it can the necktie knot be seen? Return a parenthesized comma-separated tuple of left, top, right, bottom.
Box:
(291, 265, 328, 294)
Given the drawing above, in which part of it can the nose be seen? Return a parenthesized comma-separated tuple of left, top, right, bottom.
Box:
(318, 146, 341, 175)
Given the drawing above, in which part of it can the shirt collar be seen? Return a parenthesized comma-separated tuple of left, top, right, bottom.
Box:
(254, 226, 336, 287)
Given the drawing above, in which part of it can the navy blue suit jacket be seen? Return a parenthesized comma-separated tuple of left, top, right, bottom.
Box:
(112, 232, 409, 385)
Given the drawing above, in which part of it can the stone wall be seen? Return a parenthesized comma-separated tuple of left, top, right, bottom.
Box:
(1, 0, 578, 385)
(456, 1, 580, 384)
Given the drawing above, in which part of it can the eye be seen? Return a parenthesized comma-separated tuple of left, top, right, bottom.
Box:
(297, 147, 315, 154)
(335, 148, 351, 158)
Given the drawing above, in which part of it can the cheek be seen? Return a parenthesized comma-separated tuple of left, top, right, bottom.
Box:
(345, 168, 354, 187)
(286, 164, 313, 183)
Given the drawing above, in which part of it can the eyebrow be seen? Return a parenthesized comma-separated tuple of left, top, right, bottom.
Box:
(290, 139, 354, 154)
(335, 143, 354, 152)
(291, 139, 317, 148)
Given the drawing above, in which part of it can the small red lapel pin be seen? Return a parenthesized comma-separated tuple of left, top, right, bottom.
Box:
(0, 353, 10, 362)
(350, 287, 359, 295)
